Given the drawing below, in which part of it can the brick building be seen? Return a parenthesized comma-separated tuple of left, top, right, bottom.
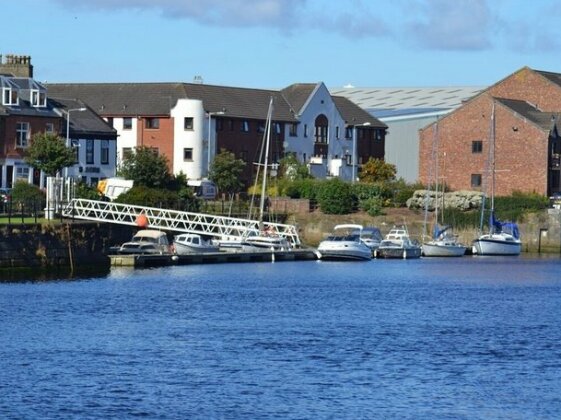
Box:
(419, 67, 561, 196)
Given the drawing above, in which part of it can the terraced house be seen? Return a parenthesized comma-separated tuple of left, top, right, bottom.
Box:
(419, 66, 561, 197)
(0, 55, 117, 188)
(46, 80, 386, 186)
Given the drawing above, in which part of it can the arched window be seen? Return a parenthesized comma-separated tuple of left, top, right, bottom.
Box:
(314, 114, 328, 144)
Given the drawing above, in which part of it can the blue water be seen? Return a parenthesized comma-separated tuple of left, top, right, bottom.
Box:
(1, 256, 561, 419)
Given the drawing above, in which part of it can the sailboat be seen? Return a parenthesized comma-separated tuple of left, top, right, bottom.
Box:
(421, 121, 467, 257)
(472, 101, 522, 256)
(241, 97, 291, 252)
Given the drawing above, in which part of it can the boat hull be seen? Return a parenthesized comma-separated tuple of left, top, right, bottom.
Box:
(473, 237, 521, 256)
(375, 246, 422, 259)
(422, 242, 466, 257)
(317, 249, 372, 261)
(174, 242, 219, 255)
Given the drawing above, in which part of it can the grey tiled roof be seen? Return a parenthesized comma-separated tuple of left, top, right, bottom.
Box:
(535, 70, 561, 88)
(182, 83, 297, 121)
(46, 82, 299, 122)
(496, 97, 561, 132)
(49, 97, 117, 139)
(332, 96, 387, 128)
(281, 84, 317, 115)
(45, 83, 187, 116)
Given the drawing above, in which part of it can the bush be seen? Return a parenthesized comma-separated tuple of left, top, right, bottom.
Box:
(114, 186, 201, 212)
(280, 179, 320, 199)
(317, 179, 354, 214)
(11, 181, 45, 209)
(388, 179, 425, 207)
(74, 182, 100, 200)
(360, 196, 385, 217)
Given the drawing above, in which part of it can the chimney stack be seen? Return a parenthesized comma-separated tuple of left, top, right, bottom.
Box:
(0, 54, 33, 78)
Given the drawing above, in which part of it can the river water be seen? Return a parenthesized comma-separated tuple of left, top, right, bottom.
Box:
(1, 256, 561, 419)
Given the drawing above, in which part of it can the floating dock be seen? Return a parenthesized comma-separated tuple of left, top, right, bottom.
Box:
(110, 249, 319, 268)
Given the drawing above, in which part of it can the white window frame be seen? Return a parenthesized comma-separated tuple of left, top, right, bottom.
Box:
(16, 167, 30, 181)
(16, 122, 30, 148)
(31, 89, 47, 107)
(2, 87, 18, 106)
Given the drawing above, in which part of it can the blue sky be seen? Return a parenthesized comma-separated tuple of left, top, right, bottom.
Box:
(5, 0, 561, 89)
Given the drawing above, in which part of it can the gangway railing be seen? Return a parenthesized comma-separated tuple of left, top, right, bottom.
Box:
(62, 199, 301, 247)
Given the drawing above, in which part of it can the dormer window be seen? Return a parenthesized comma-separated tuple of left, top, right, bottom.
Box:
(2, 87, 18, 106)
(31, 89, 47, 107)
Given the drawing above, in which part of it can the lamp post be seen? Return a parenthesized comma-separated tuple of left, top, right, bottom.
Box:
(352, 122, 371, 184)
(207, 110, 225, 175)
(63, 107, 86, 203)
(64, 107, 87, 179)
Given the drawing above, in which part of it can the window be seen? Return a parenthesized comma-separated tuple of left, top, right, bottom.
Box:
(122, 147, 133, 160)
(315, 125, 328, 144)
(472, 140, 483, 153)
(16, 122, 30, 147)
(31, 90, 46, 107)
(106, 117, 114, 127)
(241, 120, 250, 132)
(183, 148, 193, 161)
(376, 129, 383, 140)
(335, 126, 340, 139)
(274, 123, 281, 134)
(123, 117, 132, 130)
(289, 123, 297, 137)
(2, 87, 18, 106)
(145, 118, 159, 129)
(217, 119, 223, 131)
(101, 140, 109, 164)
(16, 167, 29, 181)
(86, 139, 94, 164)
(73, 143, 79, 163)
(45, 123, 54, 133)
(184, 117, 194, 130)
(257, 121, 265, 133)
(304, 124, 308, 137)
(228, 119, 234, 131)
(471, 174, 482, 187)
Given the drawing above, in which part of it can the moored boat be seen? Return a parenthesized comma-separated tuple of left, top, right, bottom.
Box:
(422, 225, 467, 257)
(375, 225, 422, 259)
(119, 229, 170, 255)
(317, 224, 372, 261)
(173, 233, 219, 255)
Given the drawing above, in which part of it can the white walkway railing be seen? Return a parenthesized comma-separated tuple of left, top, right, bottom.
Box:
(62, 199, 301, 247)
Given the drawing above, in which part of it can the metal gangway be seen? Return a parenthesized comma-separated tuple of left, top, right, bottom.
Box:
(62, 199, 301, 247)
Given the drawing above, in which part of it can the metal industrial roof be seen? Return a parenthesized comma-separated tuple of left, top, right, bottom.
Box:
(329, 86, 485, 115)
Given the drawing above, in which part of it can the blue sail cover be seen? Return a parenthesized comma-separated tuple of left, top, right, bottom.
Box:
(489, 212, 520, 239)
(432, 224, 451, 239)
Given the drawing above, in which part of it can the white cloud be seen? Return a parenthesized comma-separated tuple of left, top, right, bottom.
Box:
(402, 0, 494, 50)
(53, 0, 305, 27)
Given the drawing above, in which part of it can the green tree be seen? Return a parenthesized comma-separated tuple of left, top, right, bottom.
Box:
(209, 149, 245, 197)
(279, 154, 312, 181)
(24, 132, 76, 176)
(117, 146, 172, 188)
(317, 179, 355, 214)
(359, 158, 397, 183)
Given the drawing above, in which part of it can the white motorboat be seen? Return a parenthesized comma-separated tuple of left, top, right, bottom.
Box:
(317, 224, 372, 261)
(241, 227, 291, 252)
(375, 225, 422, 259)
(173, 233, 219, 255)
(118, 229, 170, 255)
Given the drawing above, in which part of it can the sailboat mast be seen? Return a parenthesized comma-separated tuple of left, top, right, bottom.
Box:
(259, 97, 274, 223)
(434, 121, 439, 228)
(490, 101, 496, 232)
